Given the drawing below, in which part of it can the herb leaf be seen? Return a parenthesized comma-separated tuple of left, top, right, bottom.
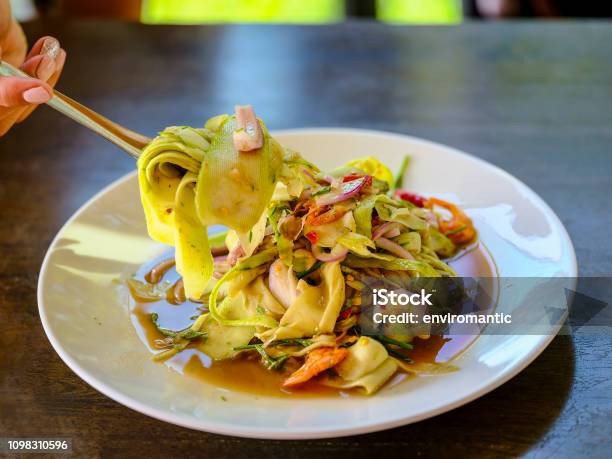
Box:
(272, 338, 312, 347)
(371, 335, 414, 362)
(151, 313, 178, 337)
(312, 186, 332, 197)
(296, 261, 323, 279)
(386, 348, 414, 363)
(372, 335, 414, 350)
(393, 155, 410, 191)
(179, 329, 207, 340)
(234, 343, 289, 370)
(150, 313, 207, 341)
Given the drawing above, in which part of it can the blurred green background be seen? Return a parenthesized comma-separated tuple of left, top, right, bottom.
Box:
(141, 0, 462, 24)
(13, 0, 612, 24)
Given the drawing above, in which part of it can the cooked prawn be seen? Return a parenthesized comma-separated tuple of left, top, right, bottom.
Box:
(426, 197, 476, 245)
(305, 205, 347, 226)
(283, 347, 348, 388)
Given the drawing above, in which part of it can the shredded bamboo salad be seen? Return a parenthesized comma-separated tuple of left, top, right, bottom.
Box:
(134, 106, 476, 394)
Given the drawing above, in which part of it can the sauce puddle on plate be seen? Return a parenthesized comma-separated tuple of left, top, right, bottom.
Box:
(128, 243, 497, 397)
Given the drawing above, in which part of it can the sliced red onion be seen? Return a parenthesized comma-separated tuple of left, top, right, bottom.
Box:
(385, 227, 401, 238)
(372, 222, 392, 240)
(372, 221, 401, 240)
(213, 257, 230, 274)
(315, 175, 370, 207)
(375, 237, 415, 260)
(233, 105, 263, 152)
(227, 244, 245, 266)
(268, 259, 298, 309)
(312, 244, 349, 263)
(425, 210, 438, 227)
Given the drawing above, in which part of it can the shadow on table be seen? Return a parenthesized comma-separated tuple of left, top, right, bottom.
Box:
(331, 334, 576, 457)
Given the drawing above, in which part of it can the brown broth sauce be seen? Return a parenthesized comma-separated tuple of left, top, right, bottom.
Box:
(129, 242, 497, 397)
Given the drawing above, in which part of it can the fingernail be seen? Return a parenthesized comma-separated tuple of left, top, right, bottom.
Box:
(56, 49, 66, 68)
(41, 37, 60, 59)
(36, 55, 56, 81)
(23, 86, 51, 104)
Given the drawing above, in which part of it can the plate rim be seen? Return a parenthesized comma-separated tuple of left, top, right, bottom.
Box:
(37, 127, 578, 439)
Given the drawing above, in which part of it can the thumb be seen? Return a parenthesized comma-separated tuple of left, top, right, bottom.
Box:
(0, 76, 52, 107)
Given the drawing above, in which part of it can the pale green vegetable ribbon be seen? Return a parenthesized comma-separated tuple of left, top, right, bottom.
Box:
(137, 116, 283, 299)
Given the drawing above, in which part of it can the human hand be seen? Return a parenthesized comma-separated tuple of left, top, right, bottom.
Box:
(0, 0, 66, 136)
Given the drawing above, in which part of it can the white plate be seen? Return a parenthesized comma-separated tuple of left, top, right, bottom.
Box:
(38, 129, 577, 439)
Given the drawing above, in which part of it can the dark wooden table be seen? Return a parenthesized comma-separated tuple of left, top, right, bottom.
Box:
(1, 19, 611, 458)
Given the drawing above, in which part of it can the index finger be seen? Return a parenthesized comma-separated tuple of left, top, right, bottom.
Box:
(0, 76, 51, 107)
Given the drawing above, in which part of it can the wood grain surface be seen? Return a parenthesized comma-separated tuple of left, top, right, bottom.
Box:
(1, 19, 611, 458)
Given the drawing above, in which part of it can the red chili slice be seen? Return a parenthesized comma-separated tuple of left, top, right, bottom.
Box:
(395, 190, 426, 208)
(305, 231, 319, 245)
(342, 173, 363, 182)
